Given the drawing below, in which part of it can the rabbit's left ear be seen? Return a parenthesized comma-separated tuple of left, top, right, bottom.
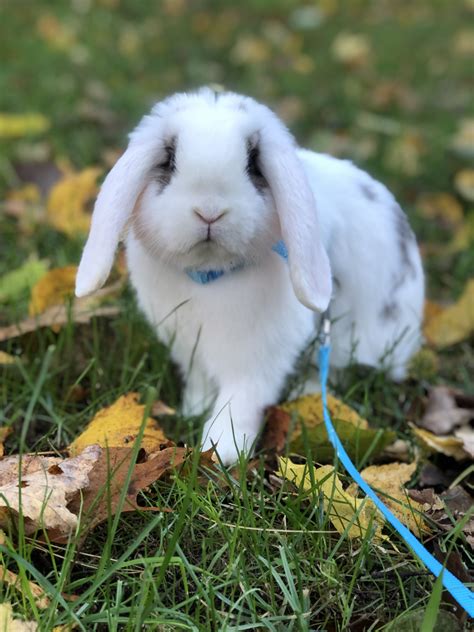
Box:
(75, 141, 159, 297)
(258, 123, 332, 312)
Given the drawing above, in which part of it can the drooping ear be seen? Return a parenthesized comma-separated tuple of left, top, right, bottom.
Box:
(75, 135, 163, 297)
(258, 119, 332, 312)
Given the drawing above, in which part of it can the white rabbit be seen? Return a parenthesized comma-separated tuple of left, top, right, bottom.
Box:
(76, 87, 424, 465)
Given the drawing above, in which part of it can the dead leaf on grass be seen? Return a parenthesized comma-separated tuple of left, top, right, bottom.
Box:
(29, 266, 78, 316)
(0, 283, 122, 342)
(411, 425, 471, 461)
(0, 602, 37, 631)
(0, 351, 16, 366)
(0, 427, 12, 457)
(277, 458, 386, 541)
(0, 446, 101, 536)
(419, 386, 474, 435)
(69, 393, 168, 456)
(0, 567, 50, 609)
(347, 462, 429, 536)
(265, 394, 394, 462)
(0, 113, 49, 139)
(424, 279, 474, 348)
(46, 167, 101, 236)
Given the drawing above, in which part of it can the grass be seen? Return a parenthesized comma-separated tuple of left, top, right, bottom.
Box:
(1, 0, 473, 629)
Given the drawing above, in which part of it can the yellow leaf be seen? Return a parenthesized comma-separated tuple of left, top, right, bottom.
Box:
(0, 113, 49, 139)
(0, 427, 12, 457)
(416, 193, 464, 228)
(46, 167, 102, 236)
(277, 458, 385, 541)
(283, 393, 369, 430)
(0, 351, 16, 365)
(69, 393, 168, 456)
(0, 602, 37, 631)
(424, 279, 474, 348)
(412, 425, 470, 461)
(331, 32, 371, 67)
(354, 463, 428, 535)
(454, 168, 474, 202)
(29, 266, 77, 316)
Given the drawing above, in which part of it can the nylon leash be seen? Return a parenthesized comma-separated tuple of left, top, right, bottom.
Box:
(318, 316, 474, 617)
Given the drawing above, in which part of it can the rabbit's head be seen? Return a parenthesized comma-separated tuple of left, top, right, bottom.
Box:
(75, 88, 332, 311)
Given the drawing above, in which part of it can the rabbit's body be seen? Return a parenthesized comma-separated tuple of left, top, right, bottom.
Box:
(76, 88, 424, 464)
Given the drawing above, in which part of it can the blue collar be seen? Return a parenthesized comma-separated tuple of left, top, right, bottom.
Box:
(186, 240, 288, 285)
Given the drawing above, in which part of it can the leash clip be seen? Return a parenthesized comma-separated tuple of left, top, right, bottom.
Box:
(318, 309, 331, 347)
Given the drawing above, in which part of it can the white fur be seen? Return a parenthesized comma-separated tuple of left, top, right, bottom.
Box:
(76, 88, 424, 465)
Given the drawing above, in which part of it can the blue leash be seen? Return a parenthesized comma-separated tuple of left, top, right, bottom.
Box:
(318, 317, 474, 617)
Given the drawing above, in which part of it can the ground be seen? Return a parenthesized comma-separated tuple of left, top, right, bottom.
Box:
(0, 1, 473, 630)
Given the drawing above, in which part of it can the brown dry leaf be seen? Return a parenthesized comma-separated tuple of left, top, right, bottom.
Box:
(0, 113, 49, 139)
(411, 425, 470, 461)
(454, 168, 474, 202)
(46, 167, 101, 236)
(0, 283, 122, 342)
(69, 393, 168, 457)
(0, 603, 37, 631)
(416, 193, 464, 229)
(0, 446, 101, 536)
(331, 32, 371, 68)
(0, 427, 12, 457)
(29, 266, 78, 316)
(278, 458, 385, 540)
(0, 568, 50, 609)
(424, 279, 474, 348)
(418, 386, 474, 435)
(63, 445, 209, 538)
(350, 462, 429, 535)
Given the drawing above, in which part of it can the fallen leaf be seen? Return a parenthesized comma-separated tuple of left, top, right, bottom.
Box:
(64, 445, 212, 538)
(348, 462, 428, 535)
(419, 386, 474, 435)
(454, 168, 474, 202)
(0, 567, 50, 609)
(424, 279, 474, 348)
(69, 393, 168, 456)
(0, 446, 101, 536)
(0, 351, 16, 365)
(411, 425, 470, 461)
(0, 113, 49, 139)
(0, 258, 48, 304)
(0, 284, 122, 342)
(0, 427, 12, 457)
(453, 426, 474, 458)
(29, 266, 78, 316)
(0, 602, 37, 631)
(277, 458, 385, 540)
(331, 32, 371, 67)
(385, 132, 424, 176)
(451, 118, 474, 159)
(445, 213, 474, 255)
(416, 193, 464, 229)
(46, 167, 102, 236)
(267, 394, 395, 462)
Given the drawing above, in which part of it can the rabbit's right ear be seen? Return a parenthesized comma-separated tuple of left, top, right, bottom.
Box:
(75, 136, 161, 297)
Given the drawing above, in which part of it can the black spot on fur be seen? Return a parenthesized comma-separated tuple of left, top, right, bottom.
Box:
(380, 300, 400, 322)
(393, 204, 417, 280)
(360, 182, 377, 201)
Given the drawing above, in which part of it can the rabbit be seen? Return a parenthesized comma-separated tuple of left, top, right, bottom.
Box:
(76, 87, 424, 465)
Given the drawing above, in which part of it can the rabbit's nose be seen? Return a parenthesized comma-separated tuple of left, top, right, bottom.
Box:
(193, 208, 227, 225)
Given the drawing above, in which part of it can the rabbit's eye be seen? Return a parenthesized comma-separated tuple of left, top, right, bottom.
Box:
(158, 144, 176, 172)
(246, 144, 267, 191)
(155, 141, 176, 189)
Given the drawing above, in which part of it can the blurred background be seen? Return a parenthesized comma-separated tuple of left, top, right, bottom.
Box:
(0, 0, 473, 311)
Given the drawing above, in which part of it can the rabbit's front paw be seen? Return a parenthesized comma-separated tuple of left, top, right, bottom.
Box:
(201, 418, 257, 466)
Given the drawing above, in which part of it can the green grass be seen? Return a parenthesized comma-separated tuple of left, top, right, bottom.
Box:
(1, 0, 473, 629)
